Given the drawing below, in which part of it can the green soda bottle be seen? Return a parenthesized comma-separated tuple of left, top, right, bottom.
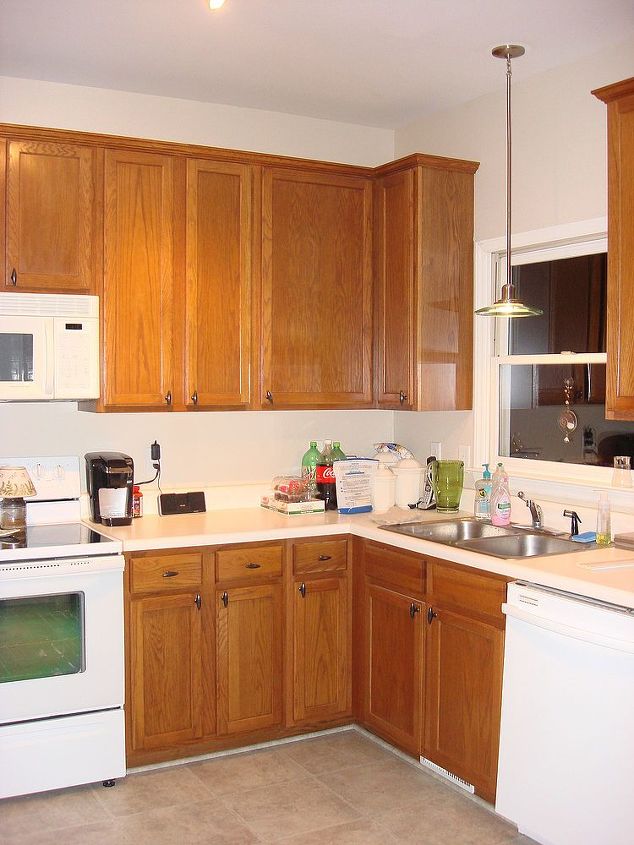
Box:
(332, 441, 346, 462)
(301, 441, 322, 496)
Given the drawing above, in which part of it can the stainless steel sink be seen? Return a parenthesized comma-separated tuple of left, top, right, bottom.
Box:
(380, 517, 586, 559)
(458, 532, 582, 559)
(381, 518, 522, 544)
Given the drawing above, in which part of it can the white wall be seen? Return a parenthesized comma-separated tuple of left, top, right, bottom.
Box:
(393, 36, 634, 468)
(0, 76, 394, 166)
(0, 76, 395, 489)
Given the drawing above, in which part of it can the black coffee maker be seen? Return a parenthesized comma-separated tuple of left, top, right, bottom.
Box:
(85, 452, 134, 526)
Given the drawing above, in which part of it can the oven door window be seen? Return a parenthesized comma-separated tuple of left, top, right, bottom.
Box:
(0, 333, 34, 382)
(0, 592, 85, 683)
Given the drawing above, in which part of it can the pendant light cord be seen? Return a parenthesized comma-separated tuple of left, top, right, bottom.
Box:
(505, 53, 513, 296)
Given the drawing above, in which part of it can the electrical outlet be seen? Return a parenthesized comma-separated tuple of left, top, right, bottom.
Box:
(430, 441, 442, 459)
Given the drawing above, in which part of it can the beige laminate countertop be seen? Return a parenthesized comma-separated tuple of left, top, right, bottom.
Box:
(91, 507, 634, 609)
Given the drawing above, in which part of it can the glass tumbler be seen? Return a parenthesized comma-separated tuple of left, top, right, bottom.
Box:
(612, 455, 632, 488)
(429, 460, 464, 513)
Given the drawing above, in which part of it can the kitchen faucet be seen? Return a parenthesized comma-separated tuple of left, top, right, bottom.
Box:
(517, 491, 543, 529)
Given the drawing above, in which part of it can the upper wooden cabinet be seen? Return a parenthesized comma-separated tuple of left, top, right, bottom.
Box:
(4, 140, 101, 292)
(260, 167, 373, 408)
(102, 150, 176, 409)
(185, 159, 252, 409)
(593, 77, 634, 420)
(374, 155, 478, 411)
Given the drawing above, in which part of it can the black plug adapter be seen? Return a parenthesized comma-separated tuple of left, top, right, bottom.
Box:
(151, 441, 161, 462)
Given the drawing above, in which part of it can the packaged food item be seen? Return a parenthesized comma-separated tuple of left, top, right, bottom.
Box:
(132, 485, 143, 518)
(271, 476, 310, 503)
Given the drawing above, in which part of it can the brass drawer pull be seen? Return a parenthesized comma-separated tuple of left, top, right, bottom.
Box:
(191, 390, 198, 405)
(221, 591, 229, 608)
(318, 554, 332, 561)
(163, 570, 179, 578)
(165, 390, 172, 405)
(299, 582, 306, 598)
(245, 562, 261, 570)
(410, 603, 421, 619)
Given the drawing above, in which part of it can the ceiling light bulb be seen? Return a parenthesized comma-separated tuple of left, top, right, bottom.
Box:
(209, 0, 225, 9)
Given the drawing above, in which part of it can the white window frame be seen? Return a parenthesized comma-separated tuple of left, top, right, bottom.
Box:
(473, 217, 616, 492)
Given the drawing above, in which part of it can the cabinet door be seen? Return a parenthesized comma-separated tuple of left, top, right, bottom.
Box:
(424, 607, 504, 803)
(261, 167, 372, 408)
(103, 150, 175, 408)
(374, 168, 415, 409)
(6, 140, 99, 291)
(185, 159, 252, 408)
(216, 583, 283, 735)
(130, 592, 202, 750)
(293, 576, 350, 723)
(365, 583, 424, 756)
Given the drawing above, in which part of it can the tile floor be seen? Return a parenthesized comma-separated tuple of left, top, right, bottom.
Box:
(0, 729, 537, 845)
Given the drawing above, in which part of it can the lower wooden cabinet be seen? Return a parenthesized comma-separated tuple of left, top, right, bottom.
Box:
(424, 607, 504, 803)
(364, 583, 424, 756)
(216, 582, 283, 735)
(293, 575, 350, 723)
(129, 591, 203, 750)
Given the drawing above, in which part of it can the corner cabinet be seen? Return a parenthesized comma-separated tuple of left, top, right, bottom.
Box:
(593, 77, 634, 420)
(374, 155, 478, 411)
(260, 167, 373, 408)
(4, 139, 102, 292)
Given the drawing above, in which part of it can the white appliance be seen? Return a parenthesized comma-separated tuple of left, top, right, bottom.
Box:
(0, 293, 99, 400)
(496, 581, 634, 845)
(0, 456, 125, 799)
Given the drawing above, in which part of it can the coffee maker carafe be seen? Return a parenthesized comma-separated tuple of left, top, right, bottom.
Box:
(85, 452, 134, 526)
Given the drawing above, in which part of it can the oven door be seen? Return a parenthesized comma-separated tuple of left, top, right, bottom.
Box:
(0, 556, 124, 724)
(0, 315, 54, 400)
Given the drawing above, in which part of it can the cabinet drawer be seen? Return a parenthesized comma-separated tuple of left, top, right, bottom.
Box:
(293, 539, 348, 574)
(363, 541, 425, 596)
(216, 544, 283, 582)
(427, 560, 507, 620)
(130, 553, 203, 594)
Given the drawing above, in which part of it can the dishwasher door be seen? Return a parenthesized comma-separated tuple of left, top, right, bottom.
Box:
(495, 581, 634, 845)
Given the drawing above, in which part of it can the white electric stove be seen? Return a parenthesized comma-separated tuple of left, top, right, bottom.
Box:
(0, 455, 126, 799)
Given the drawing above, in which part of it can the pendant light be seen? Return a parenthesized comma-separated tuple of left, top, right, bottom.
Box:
(476, 45, 543, 318)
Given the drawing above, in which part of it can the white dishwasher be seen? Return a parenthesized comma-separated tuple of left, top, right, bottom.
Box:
(496, 581, 634, 845)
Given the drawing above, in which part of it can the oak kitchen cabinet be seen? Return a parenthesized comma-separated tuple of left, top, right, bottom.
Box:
(424, 558, 507, 804)
(593, 76, 634, 420)
(374, 155, 478, 411)
(3, 139, 102, 292)
(291, 538, 351, 724)
(260, 166, 373, 409)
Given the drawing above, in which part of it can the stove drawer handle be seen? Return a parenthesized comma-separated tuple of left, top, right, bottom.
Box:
(163, 570, 179, 578)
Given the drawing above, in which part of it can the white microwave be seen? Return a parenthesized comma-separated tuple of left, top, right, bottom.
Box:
(0, 293, 99, 401)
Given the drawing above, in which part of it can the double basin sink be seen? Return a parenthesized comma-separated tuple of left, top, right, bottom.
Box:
(380, 517, 585, 559)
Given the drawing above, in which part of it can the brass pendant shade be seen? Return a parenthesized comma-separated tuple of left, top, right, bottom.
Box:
(476, 44, 543, 319)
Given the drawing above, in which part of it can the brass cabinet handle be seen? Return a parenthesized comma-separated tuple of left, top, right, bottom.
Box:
(191, 390, 198, 405)
(427, 606, 438, 624)
(162, 570, 179, 578)
(194, 593, 202, 610)
(265, 390, 273, 403)
(318, 554, 332, 561)
(399, 390, 407, 404)
(10, 268, 17, 286)
(245, 562, 261, 570)
(410, 603, 421, 620)
(221, 591, 229, 608)
(299, 582, 306, 598)
(165, 390, 172, 405)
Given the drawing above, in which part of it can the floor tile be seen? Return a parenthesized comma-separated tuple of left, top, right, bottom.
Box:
(113, 797, 257, 845)
(378, 788, 520, 845)
(277, 817, 397, 844)
(223, 775, 360, 842)
(91, 765, 212, 818)
(317, 758, 447, 816)
(1, 821, 131, 845)
(189, 745, 307, 795)
(284, 730, 394, 775)
(0, 784, 110, 842)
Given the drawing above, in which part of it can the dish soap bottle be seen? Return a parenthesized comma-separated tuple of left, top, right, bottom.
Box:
(596, 492, 612, 546)
(474, 463, 492, 520)
(490, 462, 512, 526)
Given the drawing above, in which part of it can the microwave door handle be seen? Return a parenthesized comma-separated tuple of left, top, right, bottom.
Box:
(44, 321, 54, 397)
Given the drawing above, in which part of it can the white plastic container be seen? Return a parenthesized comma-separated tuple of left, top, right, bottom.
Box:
(393, 459, 424, 509)
(371, 465, 396, 512)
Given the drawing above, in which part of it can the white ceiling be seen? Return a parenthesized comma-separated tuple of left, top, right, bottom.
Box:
(1, 0, 633, 128)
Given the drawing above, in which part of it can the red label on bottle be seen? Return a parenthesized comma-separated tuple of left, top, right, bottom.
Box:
(316, 465, 336, 484)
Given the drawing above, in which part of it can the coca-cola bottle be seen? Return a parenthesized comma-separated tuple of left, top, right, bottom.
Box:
(316, 440, 338, 510)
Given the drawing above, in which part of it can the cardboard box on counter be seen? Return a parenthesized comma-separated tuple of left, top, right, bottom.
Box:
(260, 494, 326, 515)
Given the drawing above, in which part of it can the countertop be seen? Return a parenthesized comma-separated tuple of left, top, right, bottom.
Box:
(91, 507, 634, 608)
